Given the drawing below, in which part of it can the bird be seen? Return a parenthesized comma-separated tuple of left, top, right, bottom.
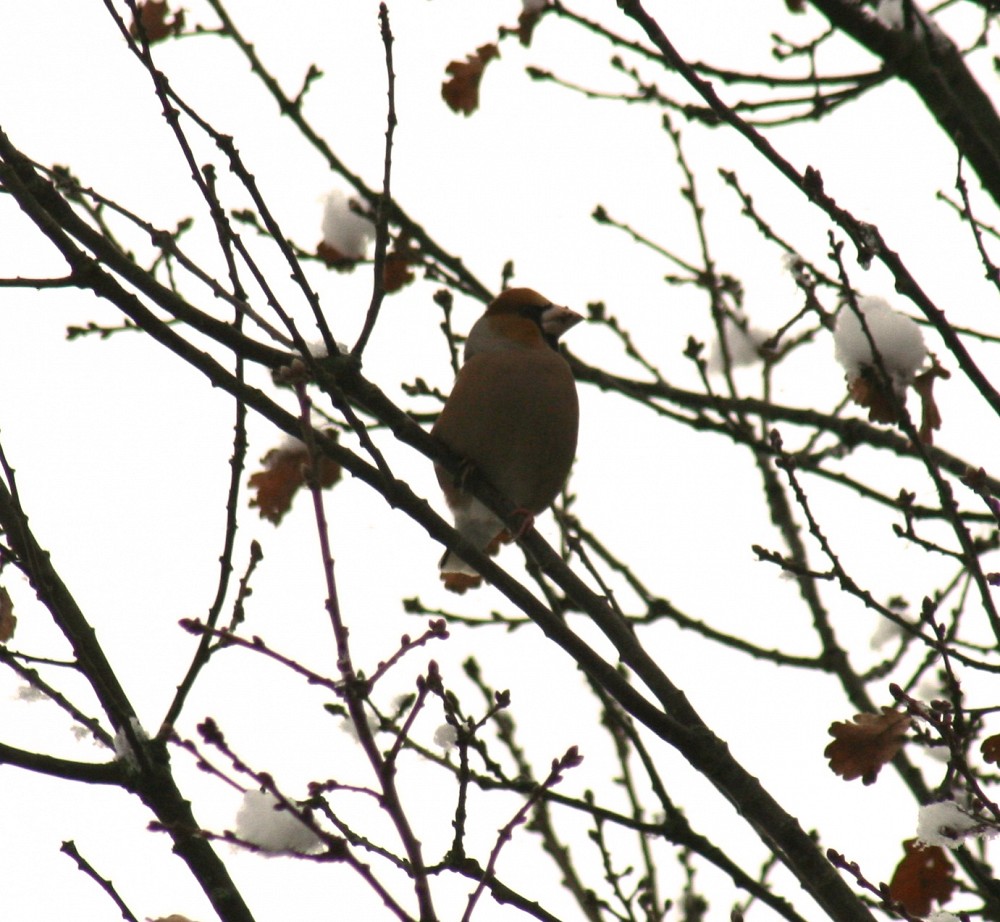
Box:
(432, 287, 582, 592)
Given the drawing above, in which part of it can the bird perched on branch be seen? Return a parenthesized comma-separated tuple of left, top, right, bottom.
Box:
(432, 288, 582, 592)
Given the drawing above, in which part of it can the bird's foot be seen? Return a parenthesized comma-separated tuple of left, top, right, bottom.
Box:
(509, 508, 535, 541)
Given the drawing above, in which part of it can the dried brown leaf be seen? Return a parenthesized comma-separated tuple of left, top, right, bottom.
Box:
(517, 7, 544, 45)
(888, 838, 955, 916)
(825, 707, 910, 784)
(0, 586, 15, 643)
(316, 240, 362, 268)
(130, 1, 185, 43)
(383, 250, 416, 293)
(847, 368, 901, 424)
(914, 360, 950, 445)
(249, 440, 341, 525)
(442, 44, 499, 116)
(981, 733, 1000, 766)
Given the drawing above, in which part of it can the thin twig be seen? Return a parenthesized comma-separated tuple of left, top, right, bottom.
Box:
(353, 3, 397, 358)
(60, 841, 140, 922)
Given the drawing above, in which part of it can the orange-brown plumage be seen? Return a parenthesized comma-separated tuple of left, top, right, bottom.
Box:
(432, 288, 581, 592)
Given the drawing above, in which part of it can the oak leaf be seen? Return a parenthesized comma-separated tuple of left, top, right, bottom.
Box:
(383, 246, 416, 293)
(888, 839, 955, 916)
(825, 707, 910, 784)
(249, 439, 341, 525)
(0, 587, 15, 643)
(847, 367, 901, 425)
(517, 7, 544, 45)
(981, 733, 1000, 765)
(130, 1, 184, 43)
(442, 44, 499, 116)
(914, 360, 950, 445)
(316, 240, 362, 268)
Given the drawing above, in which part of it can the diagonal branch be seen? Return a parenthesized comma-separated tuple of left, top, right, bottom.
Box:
(809, 0, 1000, 206)
(616, 0, 1000, 425)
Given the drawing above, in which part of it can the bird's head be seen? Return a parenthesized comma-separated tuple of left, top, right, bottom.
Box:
(466, 288, 583, 358)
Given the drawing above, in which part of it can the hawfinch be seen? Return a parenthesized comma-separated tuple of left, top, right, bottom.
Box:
(432, 288, 582, 592)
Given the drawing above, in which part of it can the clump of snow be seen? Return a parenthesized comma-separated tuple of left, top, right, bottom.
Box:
(305, 339, 348, 359)
(781, 252, 802, 273)
(321, 189, 375, 260)
(709, 316, 771, 372)
(833, 296, 926, 391)
(15, 684, 46, 702)
(339, 709, 380, 742)
(114, 717, 149, 768)
(235, 790, 322, 855)
(916, 800, 995, 849)
(434, 723, 458, 750)
(914, 674, 946, 703)
(870, 617, 907, 650)
(875, 0, 905, 29)
(781, 252, 813, 284)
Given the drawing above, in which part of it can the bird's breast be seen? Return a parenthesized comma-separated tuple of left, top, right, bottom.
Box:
(432, 348, 579, 512)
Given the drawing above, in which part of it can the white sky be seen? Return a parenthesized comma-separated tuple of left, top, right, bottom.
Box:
(1, 1, 999, 920)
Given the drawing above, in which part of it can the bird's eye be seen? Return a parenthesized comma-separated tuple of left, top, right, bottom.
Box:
(520, 303, 549, 321)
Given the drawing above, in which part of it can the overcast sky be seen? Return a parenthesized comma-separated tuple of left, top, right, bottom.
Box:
(2, 2, 999, 920)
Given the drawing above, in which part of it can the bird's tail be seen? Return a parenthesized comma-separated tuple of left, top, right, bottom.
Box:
(439, 500, 508, 593)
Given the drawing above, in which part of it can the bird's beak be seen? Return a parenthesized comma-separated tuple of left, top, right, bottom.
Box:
(540, 304, 584, 339)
